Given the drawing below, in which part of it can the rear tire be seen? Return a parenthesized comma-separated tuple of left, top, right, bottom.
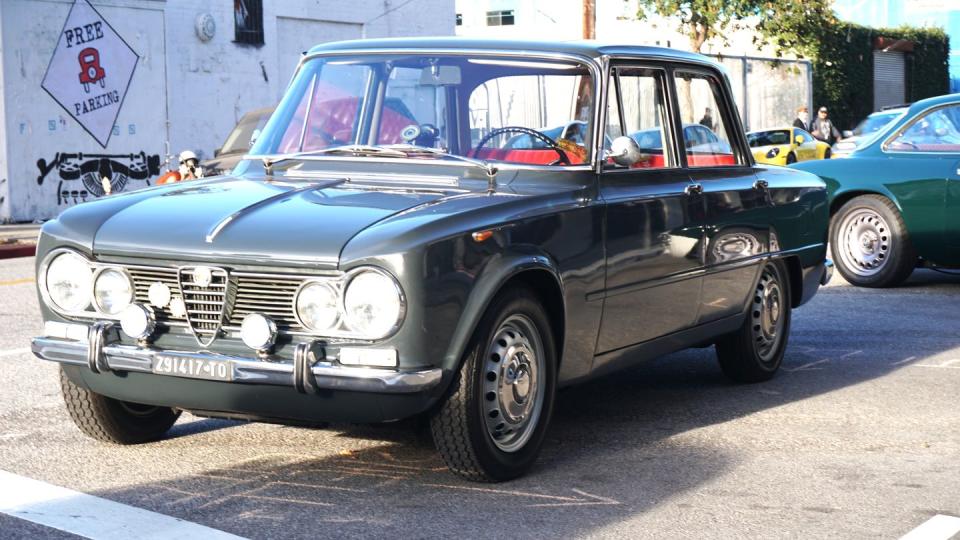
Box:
(830, 195, 915, 287)
(430, 288, 557, 482)
(824, 148, 832, 159)
(716, 260, 791, 383)
(60, 368, 180, 444)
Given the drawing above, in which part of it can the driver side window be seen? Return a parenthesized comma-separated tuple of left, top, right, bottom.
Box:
(467, 74, 593, 165)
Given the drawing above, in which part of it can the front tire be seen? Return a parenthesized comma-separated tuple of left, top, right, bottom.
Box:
(430, 288, 557, 482)
(716, 260, 791, 383)
(830, 195, 915, 287)
(60, 368, 180, 444)
(786, 152, 797, 164)
(824, 148, 832, 159)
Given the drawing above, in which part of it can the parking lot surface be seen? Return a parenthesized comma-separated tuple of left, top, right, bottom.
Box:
(1, 255, 958, 539)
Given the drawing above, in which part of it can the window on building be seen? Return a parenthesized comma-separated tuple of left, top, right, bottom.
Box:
(486, 10, 515, 26)
(456, 13, 462, 26)
(234, 0, 264, 46)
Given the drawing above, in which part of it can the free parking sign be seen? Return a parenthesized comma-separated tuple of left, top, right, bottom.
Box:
(41, 0, 139, 148)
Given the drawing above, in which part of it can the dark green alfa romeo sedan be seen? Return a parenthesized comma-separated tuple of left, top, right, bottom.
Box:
(792, 93, 960, 287)
(32, 39, 831, 481)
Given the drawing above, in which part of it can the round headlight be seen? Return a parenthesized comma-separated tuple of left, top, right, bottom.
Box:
(120, 304, 156, 340)
(44, 251, 93, 312)
(93, 268, 134, 315)
(766, 147, 780, 158)
(343, 270, 403, 338)
(241, 313, 277, 351)
(295, 281, 340, 332)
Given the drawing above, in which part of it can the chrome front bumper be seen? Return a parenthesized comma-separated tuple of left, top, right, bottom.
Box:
(31, 325, 442, 395)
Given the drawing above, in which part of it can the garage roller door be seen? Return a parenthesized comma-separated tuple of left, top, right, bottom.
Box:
(874, 51, 905, 110)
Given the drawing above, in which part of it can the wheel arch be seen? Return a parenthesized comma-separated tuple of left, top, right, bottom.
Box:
(830, 189, 901, 218)
(779, 254, 804, 308)
(443, 255, 566, 376)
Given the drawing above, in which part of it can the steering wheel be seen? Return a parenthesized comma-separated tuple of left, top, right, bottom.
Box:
(472, 126, 570, 165)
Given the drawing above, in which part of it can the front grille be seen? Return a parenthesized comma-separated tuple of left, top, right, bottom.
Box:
(228, 275, 303, 329)
(127, 266, 313, 339)
(178, 267, 230, 342)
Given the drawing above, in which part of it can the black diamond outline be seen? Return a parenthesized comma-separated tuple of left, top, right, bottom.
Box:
(40, 0, 140, 149)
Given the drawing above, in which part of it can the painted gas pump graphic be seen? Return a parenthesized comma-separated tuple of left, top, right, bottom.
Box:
(77, 47, 105, 93)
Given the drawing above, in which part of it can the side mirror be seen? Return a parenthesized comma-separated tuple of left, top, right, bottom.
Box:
(213, 147, 221, 157)
(609, 136, 643, 167)
(795, 135, 805, 145)
(842, 130, 853, 138)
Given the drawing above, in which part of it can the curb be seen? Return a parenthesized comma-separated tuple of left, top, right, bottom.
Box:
(0, 243, 36, 259)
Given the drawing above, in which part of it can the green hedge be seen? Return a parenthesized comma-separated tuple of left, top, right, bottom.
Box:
(809, 24, 949, 130)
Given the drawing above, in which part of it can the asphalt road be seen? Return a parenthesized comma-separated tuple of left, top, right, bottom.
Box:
(1, 255, 958, 539)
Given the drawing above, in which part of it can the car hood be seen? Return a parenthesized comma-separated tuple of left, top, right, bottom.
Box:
(91, 175, 453, 266)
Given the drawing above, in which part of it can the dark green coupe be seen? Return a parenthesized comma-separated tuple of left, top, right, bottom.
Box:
(32, 39, 830, 481)
(792, 93, 960, 287)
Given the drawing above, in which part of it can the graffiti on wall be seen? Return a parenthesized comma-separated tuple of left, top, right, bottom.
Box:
(36, 151, 160, 205)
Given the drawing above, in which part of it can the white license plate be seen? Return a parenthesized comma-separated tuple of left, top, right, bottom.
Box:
(152, 355, 232, 382)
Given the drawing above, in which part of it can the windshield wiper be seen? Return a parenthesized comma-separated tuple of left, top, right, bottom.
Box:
(381, 144, 498, 182)
(260, 144, 498, 190)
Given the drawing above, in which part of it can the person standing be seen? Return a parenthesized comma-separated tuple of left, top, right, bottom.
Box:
(793, 106, 810, 131)
(699, 107, 714, 131)
(810, 106, 842, 145)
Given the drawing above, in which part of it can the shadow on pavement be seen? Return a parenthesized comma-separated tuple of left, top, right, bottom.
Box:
(87, 327, 945, 538)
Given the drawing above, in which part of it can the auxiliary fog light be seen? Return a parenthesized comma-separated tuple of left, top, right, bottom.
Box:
(241, 313, 277, 352)
(120, 304, 157, 341)
(339, 347, 398, 368)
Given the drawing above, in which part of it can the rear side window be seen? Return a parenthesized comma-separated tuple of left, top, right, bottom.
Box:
(673, 71, 739, 167)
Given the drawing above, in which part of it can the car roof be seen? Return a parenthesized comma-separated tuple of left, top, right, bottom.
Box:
(905, 93, 960, 115)
(306, 37, 722, 69)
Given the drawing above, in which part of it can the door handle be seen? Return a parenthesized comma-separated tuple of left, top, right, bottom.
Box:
(684, 183, 703, 196)
(753, 179, 769, 191)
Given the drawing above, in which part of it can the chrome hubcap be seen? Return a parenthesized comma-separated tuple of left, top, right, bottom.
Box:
(837, 209, 891, 276)
(482, 314, 544, 453)
(752, 266, 785, 362)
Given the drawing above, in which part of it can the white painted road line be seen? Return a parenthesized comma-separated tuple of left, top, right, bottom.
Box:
(900, 514, 960, 540)
(0, 347, 30, 358)
(0, 470, 246, 540)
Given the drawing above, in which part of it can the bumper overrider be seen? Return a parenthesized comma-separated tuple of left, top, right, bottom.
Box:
(32, 322, 442, 395)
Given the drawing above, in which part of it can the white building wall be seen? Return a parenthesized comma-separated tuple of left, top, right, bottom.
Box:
(1, 0, 454, 222)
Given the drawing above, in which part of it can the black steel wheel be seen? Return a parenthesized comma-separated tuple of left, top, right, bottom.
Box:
(715, 260, 791, 383)
(830, 195, 916, 287)
(430, 288, 557, 482)
(60, 367, 180, 444)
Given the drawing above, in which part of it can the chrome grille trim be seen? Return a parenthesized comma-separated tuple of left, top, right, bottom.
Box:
(178, 267, 230, 346)
(126, 265, 326, 338)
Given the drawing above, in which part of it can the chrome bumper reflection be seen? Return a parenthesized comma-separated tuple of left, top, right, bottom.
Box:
(31, 335, 442, 394)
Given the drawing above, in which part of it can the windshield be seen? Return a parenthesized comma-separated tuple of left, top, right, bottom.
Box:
(747, 130, 791, 147)
(250, 54, 595, 166)
(853, 111, 901, 137)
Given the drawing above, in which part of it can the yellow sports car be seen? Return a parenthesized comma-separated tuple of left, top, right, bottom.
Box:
(747, 127, 832, 165)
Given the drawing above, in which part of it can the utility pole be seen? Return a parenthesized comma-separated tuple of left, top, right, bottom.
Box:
(583, 0, 595, 39)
